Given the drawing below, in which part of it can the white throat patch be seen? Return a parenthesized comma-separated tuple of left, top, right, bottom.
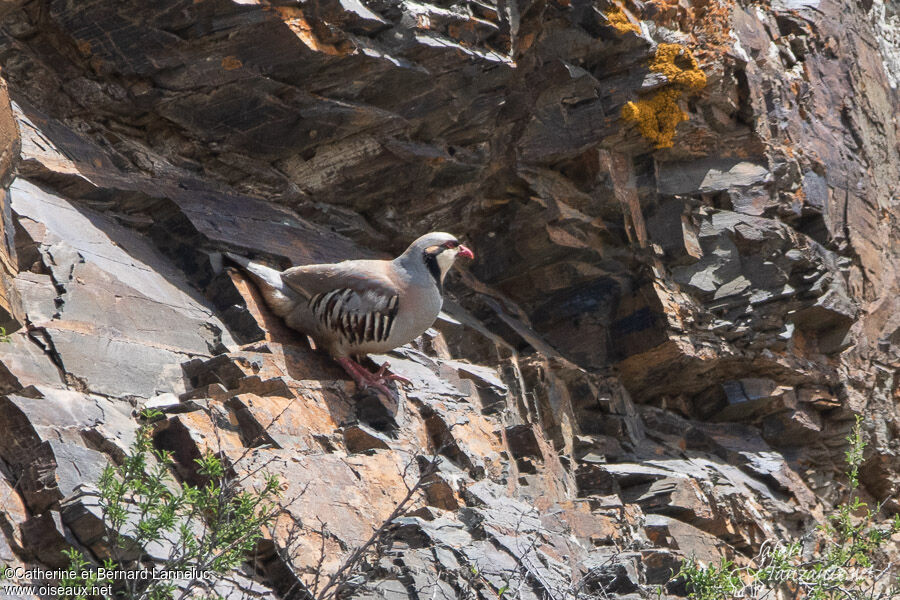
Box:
(436, 249, 457, 282)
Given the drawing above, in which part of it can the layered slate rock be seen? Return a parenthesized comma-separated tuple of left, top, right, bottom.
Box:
(0, 0, 897, 597)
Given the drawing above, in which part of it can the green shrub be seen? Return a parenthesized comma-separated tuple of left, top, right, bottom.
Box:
(59, 409, 280, 600)
(675, 416, 900, 600)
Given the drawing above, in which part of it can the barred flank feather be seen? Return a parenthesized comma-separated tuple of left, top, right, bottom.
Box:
(309, 287, 400, 345)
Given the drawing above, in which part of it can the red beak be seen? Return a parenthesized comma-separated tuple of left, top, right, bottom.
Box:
(458, 245, 474, 259)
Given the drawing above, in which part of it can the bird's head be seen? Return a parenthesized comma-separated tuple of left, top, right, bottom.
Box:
(400, 231, 474, 286)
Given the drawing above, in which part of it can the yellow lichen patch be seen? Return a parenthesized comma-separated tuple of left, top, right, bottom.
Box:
(649, 43, 707, 91)
(622, 89, 686, 149)
(621, 43, 707, 149)
(605, 4, 640, 35)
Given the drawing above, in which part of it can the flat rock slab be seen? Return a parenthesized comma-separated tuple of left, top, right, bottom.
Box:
(0, 329, 65, 392)
(0, 386, 135, 512)
(657, 158, 770, 196)
(10, 178, 235, 397)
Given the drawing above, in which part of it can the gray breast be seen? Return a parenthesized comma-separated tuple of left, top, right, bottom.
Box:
(383, 283, 443, 350)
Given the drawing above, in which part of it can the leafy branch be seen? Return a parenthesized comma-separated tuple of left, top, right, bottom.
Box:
(59, 409, 282, 600)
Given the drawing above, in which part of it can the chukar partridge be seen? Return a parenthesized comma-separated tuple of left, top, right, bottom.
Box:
(226, 232, 474, 396)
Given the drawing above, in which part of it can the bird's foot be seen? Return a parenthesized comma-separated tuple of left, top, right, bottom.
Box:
(373, 362, 412, 387)
(336, 357, 404, 398)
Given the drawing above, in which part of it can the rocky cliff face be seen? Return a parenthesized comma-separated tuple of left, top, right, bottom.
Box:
(0, 0, 898, 597)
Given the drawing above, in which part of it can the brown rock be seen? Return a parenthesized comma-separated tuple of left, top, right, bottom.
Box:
(0, 0, 897, 594)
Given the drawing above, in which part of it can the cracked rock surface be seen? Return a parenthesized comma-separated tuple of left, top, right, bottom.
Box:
(0, 0, 898, 597)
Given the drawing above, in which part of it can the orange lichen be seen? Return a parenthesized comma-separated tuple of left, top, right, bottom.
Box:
(621, 43, 707, 149)
(221, 56, 243, 70)
(274, 6, 348, 56)
(692, 0, 734, 54)
(76, 40, 92, 56)
(638, 0, 734, 53)
(605, 4, 640, 35)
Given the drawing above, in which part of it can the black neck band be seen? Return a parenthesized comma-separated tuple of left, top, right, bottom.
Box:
(423, 253, 442, 291)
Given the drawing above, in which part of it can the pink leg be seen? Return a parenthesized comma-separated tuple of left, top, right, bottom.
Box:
(335, 357, 398, 398)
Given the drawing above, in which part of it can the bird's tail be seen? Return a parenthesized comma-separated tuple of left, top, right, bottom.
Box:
(224, 252, 296, 316)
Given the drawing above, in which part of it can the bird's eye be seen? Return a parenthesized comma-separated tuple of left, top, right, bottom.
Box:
(443, 240, 459, 249)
